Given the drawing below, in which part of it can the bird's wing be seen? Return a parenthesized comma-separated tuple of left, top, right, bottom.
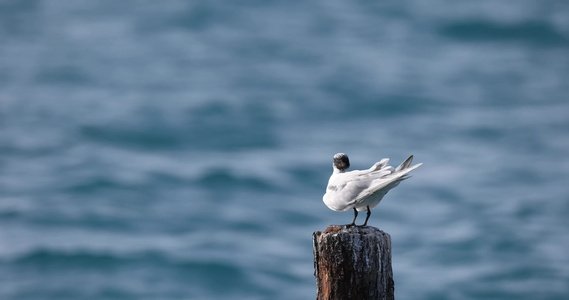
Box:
(329, 170, 391, 207)
(331, 180, 373, 209)
(324, 160, 422, 211)
(324, 172, 377, 210)
(368, 158, 389, 172)
(354, 162, 422, 203)
(353, 166, 394, 180)
(343, 158, 390, 177)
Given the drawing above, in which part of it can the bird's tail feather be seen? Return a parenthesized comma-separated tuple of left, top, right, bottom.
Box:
(395, 155, 414, 172)
(368, 162, 422, 192)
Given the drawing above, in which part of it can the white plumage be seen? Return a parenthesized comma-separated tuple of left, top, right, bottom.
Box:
(323, 153, 422, 226)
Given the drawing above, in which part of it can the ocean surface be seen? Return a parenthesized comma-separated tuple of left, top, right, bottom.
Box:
(1, 1, 569, 299)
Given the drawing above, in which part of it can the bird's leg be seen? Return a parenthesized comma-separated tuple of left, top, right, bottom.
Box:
(362, 206, 371, 226)
(350, 208, 358, 226)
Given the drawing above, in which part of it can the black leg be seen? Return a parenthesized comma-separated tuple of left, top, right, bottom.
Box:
(350, 208, 358, 226)
(362, 206, 371, 226)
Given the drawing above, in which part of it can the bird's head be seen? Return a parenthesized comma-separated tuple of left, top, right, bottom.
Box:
(333, 153, 350, 172)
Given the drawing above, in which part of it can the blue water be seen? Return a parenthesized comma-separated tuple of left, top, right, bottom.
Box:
(1, 1, 569, 299)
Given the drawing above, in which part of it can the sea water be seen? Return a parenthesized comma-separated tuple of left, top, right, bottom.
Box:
(1, 1, 568, 299)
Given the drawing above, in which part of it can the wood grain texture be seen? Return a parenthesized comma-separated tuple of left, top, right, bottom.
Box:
(313, 225, 394, 300)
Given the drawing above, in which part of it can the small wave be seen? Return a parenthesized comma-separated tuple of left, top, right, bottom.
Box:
(0, 209, 20, 220)
(34, 65, 92, 86)
(194, 168, 276, 191)
(317, 82, 438, 119)
(9, 249, 246, 273)
(10, 249, 161, 270)
(170, 260, 256, 295)
(134, 2, 229, 34)
(8, 249, 253, 293)
(64, 177, 128, 194)
(79, 103, 279, 151)
(5, 249, 256, 297)
(80, 124, 186, 150)
(439, 20, 568, 46)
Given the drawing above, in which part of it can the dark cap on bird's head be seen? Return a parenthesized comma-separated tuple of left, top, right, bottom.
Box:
(333, 153, 350, 172)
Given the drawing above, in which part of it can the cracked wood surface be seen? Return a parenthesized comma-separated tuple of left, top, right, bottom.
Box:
(313, 225, 394, 300)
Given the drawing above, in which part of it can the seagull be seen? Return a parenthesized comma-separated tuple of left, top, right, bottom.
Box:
(323, 153, 422, 226)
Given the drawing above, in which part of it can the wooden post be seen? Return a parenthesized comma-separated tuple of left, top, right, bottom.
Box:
(313, 225, 394, 300)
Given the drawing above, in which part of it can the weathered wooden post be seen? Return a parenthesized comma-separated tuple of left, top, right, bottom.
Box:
(313, 225, 394, 300)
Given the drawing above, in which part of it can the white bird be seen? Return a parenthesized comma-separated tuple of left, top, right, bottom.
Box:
(323, 153, 422, 226)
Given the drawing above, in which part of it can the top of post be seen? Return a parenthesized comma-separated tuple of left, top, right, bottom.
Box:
(314, 225, 389, 237)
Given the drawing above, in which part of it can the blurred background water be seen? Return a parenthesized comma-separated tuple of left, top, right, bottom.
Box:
(1, 1, 569, 299)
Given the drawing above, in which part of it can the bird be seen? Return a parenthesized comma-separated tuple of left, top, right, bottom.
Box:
(323, 153, 422, 226)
